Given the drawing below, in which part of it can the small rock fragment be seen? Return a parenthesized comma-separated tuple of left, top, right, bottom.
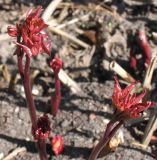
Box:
(89, 113, 96, 120)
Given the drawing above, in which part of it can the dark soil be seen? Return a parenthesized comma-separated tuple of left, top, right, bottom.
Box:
(0, 0, 157, 160)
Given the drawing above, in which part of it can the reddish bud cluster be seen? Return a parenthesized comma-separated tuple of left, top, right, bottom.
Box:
(50, 56, 62, 75)
(112, 76, 154, 119)
(7, 6, 51, 57)
(51, 135, 64, 156)
(32, 114, 51, 140)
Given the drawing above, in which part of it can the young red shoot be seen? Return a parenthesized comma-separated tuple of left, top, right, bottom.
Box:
(8, 6, 51, 57)
(50, 56, 62, 116)
(112, 76, 153, 119)
(89, 76, 154, 160)
(7, 6, 51, 160)
(136, 31, 151, 68)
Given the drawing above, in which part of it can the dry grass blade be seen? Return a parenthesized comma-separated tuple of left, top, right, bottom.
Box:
(58, 6, 69, 23)
(3, 147, 26, 160)
(8, 72, 20, 92)
(55, 14, 90, 29)
(110, 61, 135, 83)
(142, 54, 157, 146)
(48, 26, 90, 48)
(58, 69, 85, 95)
(58, 2, 122, 21)
(143, 56, 157, 90)
(0, 64, 10, 82)
(42, 0, 63, 22)
(142, 113, 157, 146)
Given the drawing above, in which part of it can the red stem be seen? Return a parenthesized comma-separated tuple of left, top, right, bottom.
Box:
(37, 139, 48, 160)
(23, 56, 37, 126)
(88, 120, 123, 160)
(51, 73, 61, 116)
(18, 55, 48, 160)
(17, 48, 24, 77)
(55, 74, 60, 96)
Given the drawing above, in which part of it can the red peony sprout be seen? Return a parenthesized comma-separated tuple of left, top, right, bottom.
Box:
(50, 56, 62, 75)
(112, 76, 154, 119)
(7, 6, 52, 160)
(136, 31, 151, 68)
(32, 114, 51, 140)
(7, 6, 51, 57)
(129, 30, 151, 71)
(89, 76, 154, 160)
(50, 56, 62, 116)
(51, 135, 64, 156)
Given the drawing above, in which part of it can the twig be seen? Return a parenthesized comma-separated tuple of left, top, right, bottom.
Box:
(143, 56, 157, 90)
(3, 147, 26, 160)
(83, 45, 96, 67)
(42, 0, 63, 22)
(55, 14, 90, 29)
(110, 61, 136, 83)
(48, 26, 90, 48)
(58, 6, 69, 23)
(58, 2, 122, 21)
(142, 113, 157, 146)
(123, 0, 157, 6)
(45, 19, 58, 27)
(0, 64, 11, 82)
(142, 55, 157, 146)
(132, 142, 147, 149)
(8, 72, 20, 92)
(128, 117, 148, 126)
(58, 69, 84, 95)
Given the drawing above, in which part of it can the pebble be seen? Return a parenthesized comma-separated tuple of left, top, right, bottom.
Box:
(14, 107, 19, 113)
(32, 88, 39, 96)
(25, 137, 30, 141)
(61, 120, 71, 128)
(0, 153, 4, 160)
(89, 113, 96, 120)
(103, 119, 110, 124)
(18, 119, 22, 124)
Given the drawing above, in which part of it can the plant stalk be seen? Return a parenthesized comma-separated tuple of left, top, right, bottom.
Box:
(18, 55, 48, 160)
(37, 139, 48, 160)
(23, 56, 37, 126)
(51, 73, 61, 116)
(89, 120, 123, 160)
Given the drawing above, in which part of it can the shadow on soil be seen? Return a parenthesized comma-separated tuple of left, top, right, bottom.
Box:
(0, 134, 91, 159)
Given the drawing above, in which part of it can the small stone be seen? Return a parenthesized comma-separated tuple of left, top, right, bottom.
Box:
(25, 137, 30, 141)
(61, 120, 70, 128)
(0, 153, 4, 160)
(18, 119, 22, 123)
(15, 107, 19, 113)
(89, 113, 96, 120)
(32, 88, 39, 96)
(103, 119, 109, 124)
(102, 59, 110, 71)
